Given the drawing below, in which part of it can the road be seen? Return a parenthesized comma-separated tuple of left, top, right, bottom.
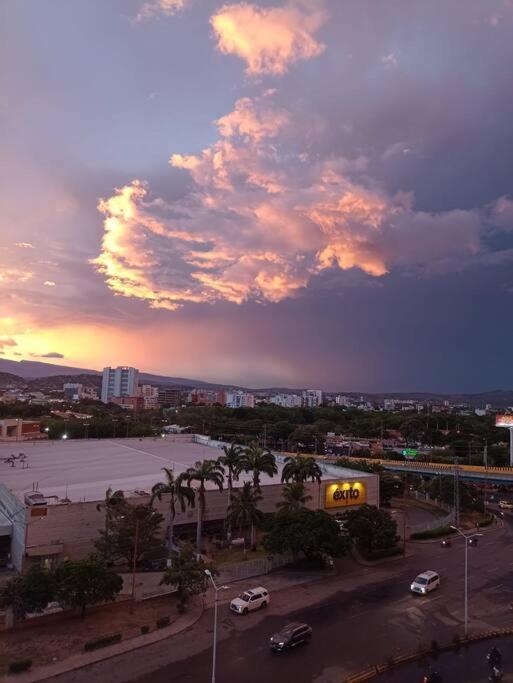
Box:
(373, 636, 513, 682)
(48, 512, 513, 683)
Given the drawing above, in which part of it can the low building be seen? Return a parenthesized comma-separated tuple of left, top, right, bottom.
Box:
(188, 389, 226, 406)
(63, 383, 98, 401)
(225, 390, 255, 408)
(0, 419, 46, 442)
(138, 384, 159, 409)
(0, 436, 379, 571)
(111, 396, 144, 410)
(157, 388, 184, 407)
(269, 393, 302, 408)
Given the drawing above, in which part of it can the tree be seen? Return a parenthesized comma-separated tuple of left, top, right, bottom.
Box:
(96, 487, 126, 563)
(428, 475, 482, 512)
(95, 503, 166, 568)
(277, 482, 312, 514)
(150, 468, 195, 557)
(0, 564, 55, 625)
(380, 473, 405, 506)
(225, 482, 264, 551)
(239, 443, 277, 491)
(160, 542, 216, 611)
(264, 509, 349, 561)
(217, 443, 242, 499)
(54, 556, 122, 618)
(281, 456, 322, 484)
(183, 459, 224, 553)
(343, 504, 399, 554)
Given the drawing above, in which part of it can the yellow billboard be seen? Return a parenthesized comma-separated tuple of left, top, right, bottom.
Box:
(496, 415, 513, 427)
(325, 481, 366, 509)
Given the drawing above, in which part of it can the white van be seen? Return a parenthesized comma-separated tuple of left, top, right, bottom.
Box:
(411, 570, 440, 595)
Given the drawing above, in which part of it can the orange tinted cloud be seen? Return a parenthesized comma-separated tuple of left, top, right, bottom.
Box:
(95, 93, 486, 311)
(211, 2, 325, 75)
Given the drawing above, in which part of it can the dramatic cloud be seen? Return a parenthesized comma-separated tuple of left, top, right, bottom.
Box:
(0, 338, 17, 350)
(210, 2, 325, 75)
(94, 92, 495, 311)
(136, 0, 189, 21)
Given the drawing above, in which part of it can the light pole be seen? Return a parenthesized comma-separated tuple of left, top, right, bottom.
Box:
(450, 525, 482, 638)
(204, 570, 227, 683)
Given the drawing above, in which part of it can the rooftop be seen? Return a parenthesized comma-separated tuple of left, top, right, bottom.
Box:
(0, 436, 373, 504)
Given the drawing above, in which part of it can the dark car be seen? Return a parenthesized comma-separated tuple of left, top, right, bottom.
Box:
(269, 622, 312, 652)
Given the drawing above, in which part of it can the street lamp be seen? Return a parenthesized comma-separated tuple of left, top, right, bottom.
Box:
(450, 525, 482, 638)
(204, 570, 227, 683)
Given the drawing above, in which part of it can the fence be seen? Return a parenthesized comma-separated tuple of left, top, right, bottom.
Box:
(218, 553, 293, 584)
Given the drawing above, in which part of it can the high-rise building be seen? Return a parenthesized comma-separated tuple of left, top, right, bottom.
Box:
(158, 388, 184, 407)
(101, 366, 139, 403)
(302, 389, 323, 408)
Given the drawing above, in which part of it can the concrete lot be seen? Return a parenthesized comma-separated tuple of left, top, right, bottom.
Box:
(0, 437, 371, 503)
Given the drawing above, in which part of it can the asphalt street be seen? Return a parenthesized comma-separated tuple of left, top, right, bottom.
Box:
(47, 509, 513, 683)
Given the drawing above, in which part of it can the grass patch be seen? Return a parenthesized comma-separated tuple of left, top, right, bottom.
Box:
(359, 545, 403, 560)
(411, 526, 457, 540)
(213, 545, 268, 566)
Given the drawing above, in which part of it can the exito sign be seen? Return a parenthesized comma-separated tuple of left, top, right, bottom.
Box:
(325, 481, 366, 509)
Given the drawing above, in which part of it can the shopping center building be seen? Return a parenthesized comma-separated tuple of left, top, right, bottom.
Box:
(0, 435, 379, 571)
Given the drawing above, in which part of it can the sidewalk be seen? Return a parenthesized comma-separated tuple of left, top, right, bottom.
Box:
(3, 597, 203, 683)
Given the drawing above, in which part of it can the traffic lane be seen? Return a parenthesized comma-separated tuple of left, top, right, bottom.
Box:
(373, 636, 513, 682)
(131, 575, 463, 683)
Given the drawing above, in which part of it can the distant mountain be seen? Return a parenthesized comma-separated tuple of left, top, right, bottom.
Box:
(0, 359, 238, 390)
(0, 371, 26, 388)
(1, 358, 512, 405)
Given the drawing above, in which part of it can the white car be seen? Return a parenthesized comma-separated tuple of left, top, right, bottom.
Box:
(230, 587, 270, 615)
(499, 500, 513, 510)
(411, 570, 440, 595)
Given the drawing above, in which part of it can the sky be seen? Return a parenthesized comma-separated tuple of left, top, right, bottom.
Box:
(1, 0, 513, 392)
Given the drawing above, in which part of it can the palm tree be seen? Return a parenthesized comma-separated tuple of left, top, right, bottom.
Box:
(183, 460, 224, 553)
(239, 443, 277, 491)
(217, 443, 242, 499)
(96, 487, 126, 563)
(226, 482, 263, 551)
(150, 468, 195, 557)
(281, 456, 322, 484)
(277, 482, 312, 514)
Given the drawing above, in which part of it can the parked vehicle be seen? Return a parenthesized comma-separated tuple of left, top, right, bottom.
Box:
(440, 539, 451, 547)
(269, 622, 312, 652)
(411, 571, 440, 595)
(230, 587, 269, 615)
(498, 500, 513, 510)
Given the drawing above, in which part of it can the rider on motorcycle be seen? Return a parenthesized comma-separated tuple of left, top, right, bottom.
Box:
(487, 646, 502, 668)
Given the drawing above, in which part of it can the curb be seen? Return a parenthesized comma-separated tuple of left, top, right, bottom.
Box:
(2, 597, 205, 683)
(342, 626, 513, 682)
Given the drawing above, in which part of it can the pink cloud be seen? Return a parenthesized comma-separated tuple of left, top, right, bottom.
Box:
(94, 92, 493, 311)
(210, 2, 326, 76)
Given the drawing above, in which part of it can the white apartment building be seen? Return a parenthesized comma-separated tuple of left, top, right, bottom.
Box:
(383, 399, 395, 411)
(225, 390, 255, 409)
(138, 384, 159, 409)
(101, 366, 139, 404)
(335, 395, 351, 407)
(302, 389, 323, 408)
(269, 393, 302, 408)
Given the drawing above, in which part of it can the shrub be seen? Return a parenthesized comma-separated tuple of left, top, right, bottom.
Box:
(140, 625, 150, 635)
(156, 616, 170, 629)
(360, 545, 402, 560)
(411, 526, 457, 540)
(84, 633, 122, 651)
(8, 659, 32, 674)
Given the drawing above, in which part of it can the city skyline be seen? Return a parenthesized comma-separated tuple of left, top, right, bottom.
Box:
(2, 1, 513, 392)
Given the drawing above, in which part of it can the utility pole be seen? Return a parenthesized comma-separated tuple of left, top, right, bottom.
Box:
(453, 456, 460, 526)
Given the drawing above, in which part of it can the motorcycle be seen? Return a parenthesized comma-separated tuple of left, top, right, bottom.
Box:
(487, 648, 502, 669)
(489, 667, 503, 682)
(423, 671, 442, 683)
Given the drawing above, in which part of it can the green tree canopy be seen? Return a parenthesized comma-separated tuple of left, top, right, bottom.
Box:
(160, 542, 216, 610)
(54, 556, 122, 618)
(95, 503, 166, 569)
(0, 564, 55, 625)
(264, 509, 349, 560)
(343, 504, 399, 553)
(276, 482, 312, 514)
